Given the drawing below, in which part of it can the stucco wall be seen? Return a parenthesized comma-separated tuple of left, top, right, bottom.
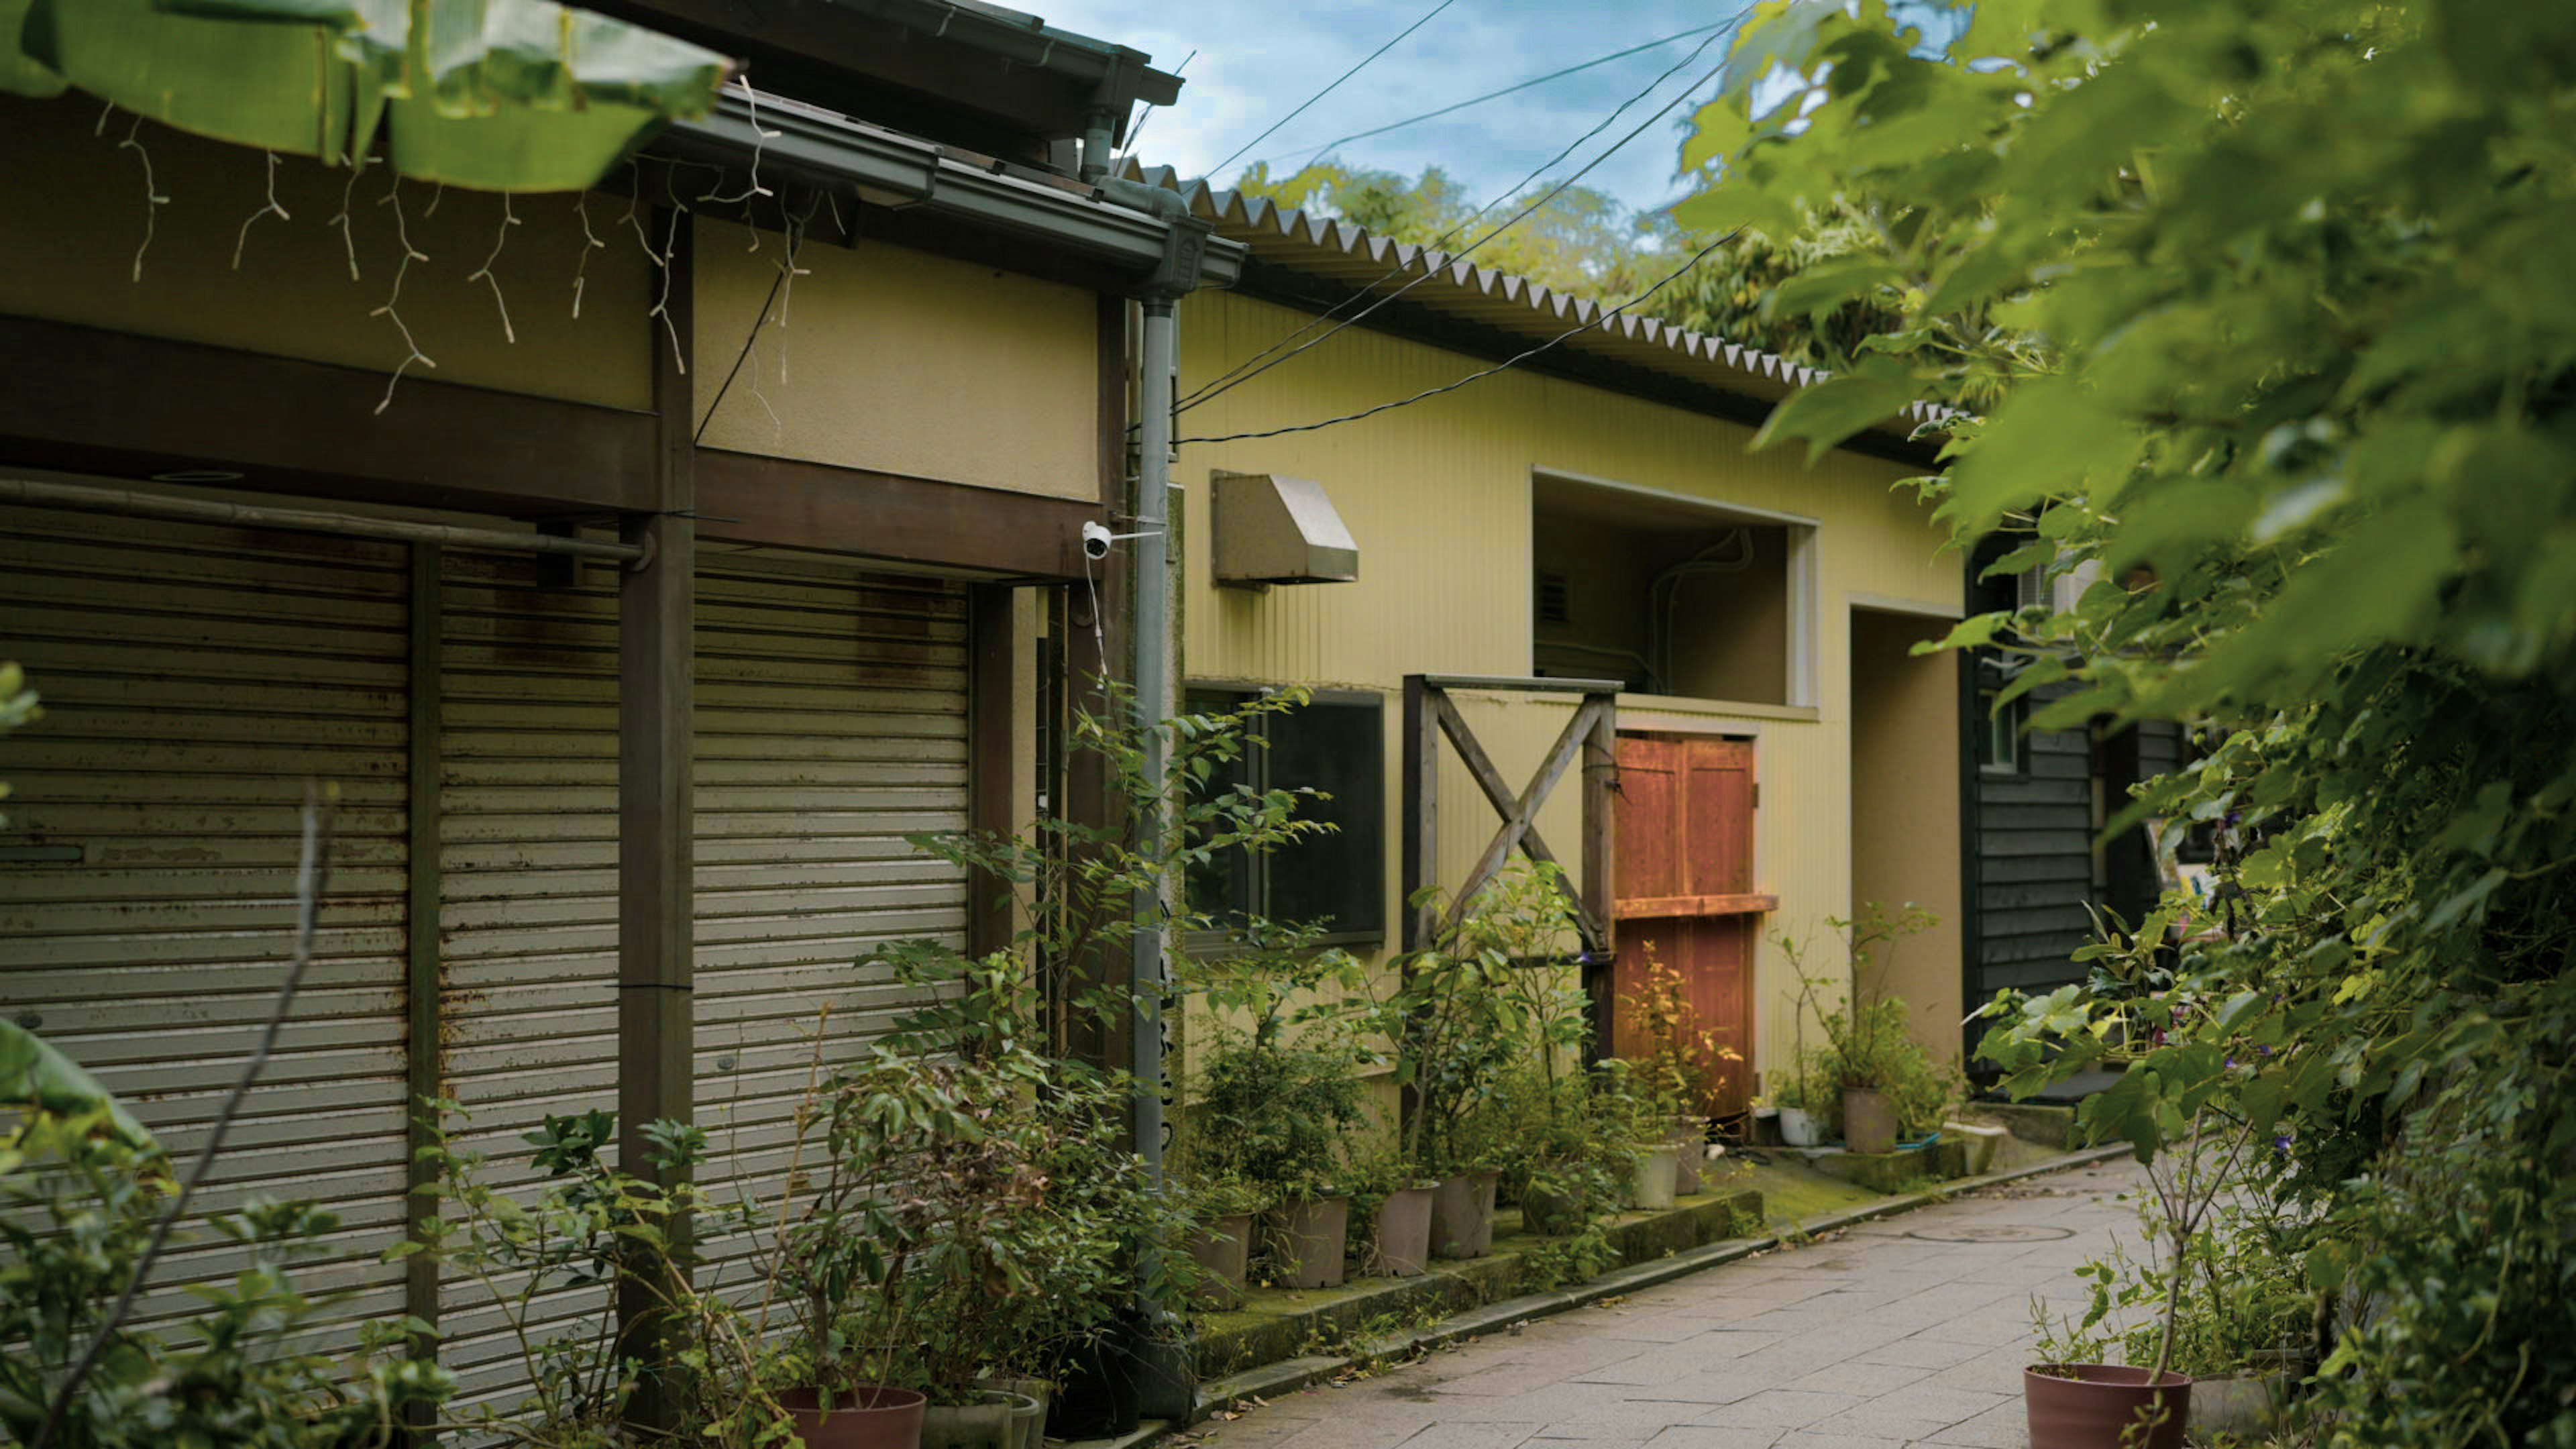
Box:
(692, 217, 1100, 500)
(0, 94, 650, 410)
(1850, 607, 1967, 1063)
(1173, 289, 1962, 1090)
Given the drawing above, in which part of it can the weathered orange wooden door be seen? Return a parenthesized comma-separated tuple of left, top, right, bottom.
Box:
(1613, 735, 1770, 1118)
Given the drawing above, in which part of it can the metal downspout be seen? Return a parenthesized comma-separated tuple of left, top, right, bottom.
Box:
(1130, 295, 1175, 1189)
(1102, 184, 1212, 1424)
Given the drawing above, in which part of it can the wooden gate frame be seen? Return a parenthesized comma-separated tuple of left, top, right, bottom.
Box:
(1401, 673, 1622, 1044)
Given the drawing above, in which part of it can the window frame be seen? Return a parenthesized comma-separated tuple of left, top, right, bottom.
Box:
(1179, 681, 1389, 950)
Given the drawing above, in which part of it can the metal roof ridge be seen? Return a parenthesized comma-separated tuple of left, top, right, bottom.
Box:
(1108, 160, 1962, 439)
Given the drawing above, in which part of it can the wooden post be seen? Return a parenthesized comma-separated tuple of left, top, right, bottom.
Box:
(1581, 690, 1617, 1064)
(619, 206, 694, 1436)
(1401, 675, 1438, 952)
(403, 542, 442, 1433)
(968, 584, 1016, 959)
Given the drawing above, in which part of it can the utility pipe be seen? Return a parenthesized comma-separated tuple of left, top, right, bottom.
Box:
(1129, 296, 1176, 1183)
(0, 476, 648, 566)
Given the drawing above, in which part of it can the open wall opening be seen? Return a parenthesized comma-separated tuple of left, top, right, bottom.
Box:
(1530, 474, 1814, 706)
(1849, 605, 1965, 1061)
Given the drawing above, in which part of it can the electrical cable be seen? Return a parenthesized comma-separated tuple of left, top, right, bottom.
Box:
(1204, 0, 1462, 180)
(696, 267, 786, 445)
(1175, 8, 1750, 416)
(1118, 48, 1195, 171)
(1173, 225, 1739, 447)
(1250, 20, 1735, 177)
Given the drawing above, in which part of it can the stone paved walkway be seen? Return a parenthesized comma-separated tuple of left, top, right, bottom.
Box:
(1189, 1158, 2147, 1449)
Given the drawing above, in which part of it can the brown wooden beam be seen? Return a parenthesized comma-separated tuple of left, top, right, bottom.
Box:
(694, 449, 1102, 580)
(1612, 892, 1780, 921)
(1580, 698, 1619, 1063)
(967, 584, 1016, 958)
(1402, 674, 1439, 953)
(0, 315, 658, 517)
(1436, 693, 1606, 945)
(618, 209, 696, 1438)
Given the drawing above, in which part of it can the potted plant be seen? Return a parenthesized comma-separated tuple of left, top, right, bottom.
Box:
(1771, 1058, 1831, 1146)
(1780, 904, 1940, 1155)
(1175, 916, 1371, 1291)
(1619, 944, 1737, 1195)
(1344, 1148, 1439, 1278)
(1374, 863, 1595, 1257)
(1175, 1175, 1267, 1308)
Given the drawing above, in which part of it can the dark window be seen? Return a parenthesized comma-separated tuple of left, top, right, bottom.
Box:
(1183, 687, 1385, 946)
(1970, 533, 2032, 777)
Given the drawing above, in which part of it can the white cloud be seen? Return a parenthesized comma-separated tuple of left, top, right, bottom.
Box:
(1036, 0, 1729, 215)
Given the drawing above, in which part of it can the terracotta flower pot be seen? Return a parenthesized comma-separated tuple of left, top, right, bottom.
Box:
(1371, 1185, 1435, 1277)
(920, 1392, 1018, 1449)
(2024, 1364, 2192, 1449)
(1628, 1143, 1680, 1210)
(1184, 1211, 1253, 1309)
(1265, 1195, 1350, 1289)
(779, 1385, 928, 1449)
(1843, 1087, 1898, 1155)
(1430, 1170, 1498, 1258)
(1670, 1118, 1705, 1195)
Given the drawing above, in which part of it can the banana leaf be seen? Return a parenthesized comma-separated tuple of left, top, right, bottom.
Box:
(0, 1019, 156, 1151)
(4, 0, 729, 193)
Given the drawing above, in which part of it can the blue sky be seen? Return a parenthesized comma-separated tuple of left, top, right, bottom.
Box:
(1036, 0, 1743, 219)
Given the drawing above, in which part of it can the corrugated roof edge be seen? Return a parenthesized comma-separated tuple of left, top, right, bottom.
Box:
(1116, 160, 1960, 445)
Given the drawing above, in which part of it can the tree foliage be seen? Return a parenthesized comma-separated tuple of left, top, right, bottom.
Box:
(1232, 160, 1668, 304)
(1677, 0, 2576, 1440)
(0, 0, 731, 192)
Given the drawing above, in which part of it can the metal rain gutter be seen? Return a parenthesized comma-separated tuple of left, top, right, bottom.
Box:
(662, 95, 1244, 288)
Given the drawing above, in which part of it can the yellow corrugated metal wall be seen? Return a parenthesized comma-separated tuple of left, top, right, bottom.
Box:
(1174, 291, 1962, 1086)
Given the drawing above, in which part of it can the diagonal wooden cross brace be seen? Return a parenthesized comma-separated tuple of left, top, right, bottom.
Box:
(1432, 691, 1611, 949)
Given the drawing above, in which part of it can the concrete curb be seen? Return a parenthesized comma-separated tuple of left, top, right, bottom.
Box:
(1178, 1143, 2132, 1426)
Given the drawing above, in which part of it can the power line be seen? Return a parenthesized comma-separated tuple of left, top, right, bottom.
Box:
(1118, 48, 1195, 170)
(1173, 227, 1741, 447)
(1252, 21, 1735, 177)
(1205, 0, 1462, 180)
(1177, 9, 1748, 416)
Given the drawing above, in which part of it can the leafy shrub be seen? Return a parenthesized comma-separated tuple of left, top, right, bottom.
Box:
(1, 1023, 450, 1449)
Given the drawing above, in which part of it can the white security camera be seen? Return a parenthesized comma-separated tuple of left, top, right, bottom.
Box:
(1081, 521, 1114, 560)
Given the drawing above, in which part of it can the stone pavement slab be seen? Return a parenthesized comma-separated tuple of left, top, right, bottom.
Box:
(1185, 1159, 2145, 1449)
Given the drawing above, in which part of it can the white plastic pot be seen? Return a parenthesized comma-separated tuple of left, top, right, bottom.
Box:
(1778, 1107, 1824, 1146)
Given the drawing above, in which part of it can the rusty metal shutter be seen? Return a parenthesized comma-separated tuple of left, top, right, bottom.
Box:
(690, 551, 969, 1287)
(434, 543, 623, 1403)
(0, 500, 414, 1335)
(433, 546, 970, 1393)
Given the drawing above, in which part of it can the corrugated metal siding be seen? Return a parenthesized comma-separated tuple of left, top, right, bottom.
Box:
(0, 502, 413, 1332)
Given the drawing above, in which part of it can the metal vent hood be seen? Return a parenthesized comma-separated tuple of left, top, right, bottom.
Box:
(1212, 471, 1358, 588)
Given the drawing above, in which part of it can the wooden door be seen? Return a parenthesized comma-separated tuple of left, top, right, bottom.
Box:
(1612, 735, 1772, 1119)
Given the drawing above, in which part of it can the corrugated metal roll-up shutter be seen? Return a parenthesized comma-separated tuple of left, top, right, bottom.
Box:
(432, 546, 972, 1393)
(0, 500, 414, 1341)
(434, 544, 625, 1407)
(690, 551, 971, 1297)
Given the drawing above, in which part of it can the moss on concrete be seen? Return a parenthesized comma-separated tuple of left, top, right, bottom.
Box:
(1732, 1157, 1884, 1226)
(1191, 1184, 1762, 1379)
